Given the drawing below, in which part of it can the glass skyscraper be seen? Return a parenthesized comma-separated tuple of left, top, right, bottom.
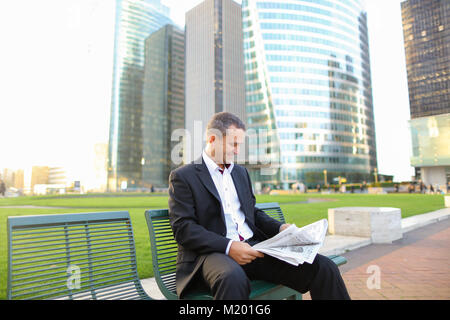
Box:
(401, 0, 449, 119)
(242, 0, 377, 189)
(108, 0, 172, 191)
(142, 24, 185, 189)
(401, 0, 450, 188)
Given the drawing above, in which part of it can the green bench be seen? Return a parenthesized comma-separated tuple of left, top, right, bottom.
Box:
(145, 202, 347, 300)
(7, 211, 150, 300)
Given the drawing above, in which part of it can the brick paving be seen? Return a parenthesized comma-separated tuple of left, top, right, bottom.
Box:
(303, 218, 450, 300)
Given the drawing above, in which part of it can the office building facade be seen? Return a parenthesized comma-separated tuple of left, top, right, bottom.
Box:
(142, 24, 185, 188)
(184, 0, 246, 163)
(107, 0, 172, 191)
(401, 0, 450, 189)
(242, 0, 377, 189)
(401, 0, 449, 119)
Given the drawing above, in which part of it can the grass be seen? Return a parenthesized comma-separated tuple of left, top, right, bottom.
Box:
(0, 192, 445, 299)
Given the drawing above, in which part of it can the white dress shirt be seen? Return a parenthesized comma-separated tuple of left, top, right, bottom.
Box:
(202, 150, 254, 255)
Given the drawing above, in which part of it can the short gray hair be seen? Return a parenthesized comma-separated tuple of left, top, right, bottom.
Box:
(206, 112, 246, 136)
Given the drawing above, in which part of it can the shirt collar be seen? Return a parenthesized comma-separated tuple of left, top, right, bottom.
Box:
(202, 149, 234, 174)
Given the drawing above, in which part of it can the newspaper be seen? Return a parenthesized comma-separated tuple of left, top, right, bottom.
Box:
(252, 219, 328, 266)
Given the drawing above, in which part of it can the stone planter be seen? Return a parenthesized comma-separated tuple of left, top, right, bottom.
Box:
(328, 207, 402, 243)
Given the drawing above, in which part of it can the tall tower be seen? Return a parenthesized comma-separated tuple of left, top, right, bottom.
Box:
(401, 0, 449, 119)
(184, 0, 246, 162)
(401, 0, 450, 188)
(108, 0, 172, 191)
(142, 24, 185, 188)
(242, 0, 378, 189)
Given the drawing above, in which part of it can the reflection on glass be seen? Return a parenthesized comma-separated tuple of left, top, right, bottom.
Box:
(409, 114, 450, 167)
(108, 0, 172, 191)
(243, 0, 377, 189)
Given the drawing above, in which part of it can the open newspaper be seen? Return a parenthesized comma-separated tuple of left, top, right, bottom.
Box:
(252, 219, 328, 266)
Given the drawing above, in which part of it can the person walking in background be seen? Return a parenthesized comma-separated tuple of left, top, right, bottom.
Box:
(0, 180, 6, 197)
(361, 181, 367, 193)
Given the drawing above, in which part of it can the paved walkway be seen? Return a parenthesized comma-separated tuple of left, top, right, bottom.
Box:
(303, 217, 450, 300)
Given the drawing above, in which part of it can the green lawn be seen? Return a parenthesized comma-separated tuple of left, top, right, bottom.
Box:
(0, 193, 445, 299)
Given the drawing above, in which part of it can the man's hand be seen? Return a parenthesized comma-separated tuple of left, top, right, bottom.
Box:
(279, 223, 291, 232)
(228, 241, 264, 265)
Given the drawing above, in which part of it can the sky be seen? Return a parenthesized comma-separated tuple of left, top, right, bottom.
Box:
(0, 0, 414, 182)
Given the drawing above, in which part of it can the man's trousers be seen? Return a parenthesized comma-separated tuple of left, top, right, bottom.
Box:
(199, 251, 351, 300)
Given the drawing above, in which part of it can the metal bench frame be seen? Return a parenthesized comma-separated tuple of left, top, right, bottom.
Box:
(7, 211, 150, 300)
(145, 202, 347, 300)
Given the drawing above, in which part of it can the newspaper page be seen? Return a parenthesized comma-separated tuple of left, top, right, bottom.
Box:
(252, 219, 328, 266)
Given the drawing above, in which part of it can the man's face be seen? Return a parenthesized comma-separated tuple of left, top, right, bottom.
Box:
(210, 126, 245, 164)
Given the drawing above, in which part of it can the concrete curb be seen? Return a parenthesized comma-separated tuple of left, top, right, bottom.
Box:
(319, 235, 372, 256)
(401, 208, 450, 234)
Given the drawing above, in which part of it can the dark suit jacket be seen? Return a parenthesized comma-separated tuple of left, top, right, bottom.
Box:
(168, 156, 282, 298)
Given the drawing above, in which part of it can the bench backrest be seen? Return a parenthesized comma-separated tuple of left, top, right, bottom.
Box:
(145, 202, 285, 299)
(7, 211, 147, 300)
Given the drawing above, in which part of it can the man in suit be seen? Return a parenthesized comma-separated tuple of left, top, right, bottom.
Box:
(168, 112, 350, 300)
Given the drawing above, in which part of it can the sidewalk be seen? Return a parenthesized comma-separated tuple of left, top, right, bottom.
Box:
(140, 208, 450, 300)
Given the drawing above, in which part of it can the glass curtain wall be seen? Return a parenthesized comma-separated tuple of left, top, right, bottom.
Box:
(242, 0, 377, 189)
(108, 0, 172, 191)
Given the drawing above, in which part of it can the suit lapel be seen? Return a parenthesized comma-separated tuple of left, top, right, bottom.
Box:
(231, 167, 268, 240)
(230, 167, 249, 218)
(194, 156, 222, 204)
(194, 156, 226, 225)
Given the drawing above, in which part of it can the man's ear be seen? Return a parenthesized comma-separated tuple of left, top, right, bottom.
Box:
(208, 135, 215, 144)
